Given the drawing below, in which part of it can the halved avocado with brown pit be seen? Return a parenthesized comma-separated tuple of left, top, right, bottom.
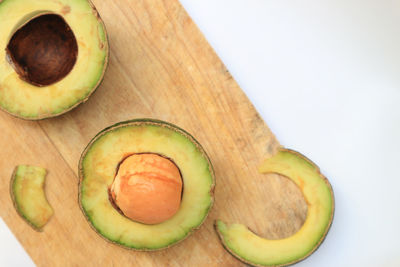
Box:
(0, 0, 108, 119)
(79, 119, 215, 250)
(215, 149, 334, 266)
(10, 165, 54, 231)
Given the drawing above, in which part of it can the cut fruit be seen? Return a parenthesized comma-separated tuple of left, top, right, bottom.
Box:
(79, 119, 215, 250)
(10, 165, 54, 231)
(0, 0, 108, 119)
(215, 149, 334, 266)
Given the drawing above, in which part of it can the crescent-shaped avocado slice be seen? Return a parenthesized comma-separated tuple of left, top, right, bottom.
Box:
(10, 165, 54, 231)
(215, 149, 334, 266)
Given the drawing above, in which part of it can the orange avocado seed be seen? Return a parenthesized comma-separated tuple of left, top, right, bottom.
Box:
(110, 153, 183, 224)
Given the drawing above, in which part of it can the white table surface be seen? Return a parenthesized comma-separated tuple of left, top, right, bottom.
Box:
(2, 0, 400, 266)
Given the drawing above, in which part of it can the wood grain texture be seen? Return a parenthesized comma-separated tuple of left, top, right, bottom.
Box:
(0, 0, 308, 266)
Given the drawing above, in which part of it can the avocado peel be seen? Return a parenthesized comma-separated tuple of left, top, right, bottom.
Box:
(215, 148, 334, 266)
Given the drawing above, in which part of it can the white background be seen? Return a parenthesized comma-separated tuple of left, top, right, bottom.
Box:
(2, 0, 400, 266)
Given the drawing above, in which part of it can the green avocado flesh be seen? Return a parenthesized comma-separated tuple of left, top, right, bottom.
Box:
(11, 165, 54, 231)
(216, 149, 334, 266)
(0, 0, 108, 119)
(79, 119, 215, 250)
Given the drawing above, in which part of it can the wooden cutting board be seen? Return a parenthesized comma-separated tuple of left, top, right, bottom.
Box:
(0, 1, 308, 266)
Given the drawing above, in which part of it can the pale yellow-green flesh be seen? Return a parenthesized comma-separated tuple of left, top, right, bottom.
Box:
(12, 165, 54, 230)
(0, 0, 107, 118)
(80, 123, 214, 249)
(217, 150, 333, 266)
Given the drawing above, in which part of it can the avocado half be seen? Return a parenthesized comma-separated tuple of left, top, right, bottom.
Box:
(215, 149, 334, 266)
(0, 0, 108, 119)
(78, 119, 215, 250)
(10, 165, 54, 231)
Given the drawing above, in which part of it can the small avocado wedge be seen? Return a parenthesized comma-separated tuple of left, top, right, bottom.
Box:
(10, 165, 54, 231)
(0, 0, 108, 119)
(215, 149, 334, 266)
(79, 119, 215, 250)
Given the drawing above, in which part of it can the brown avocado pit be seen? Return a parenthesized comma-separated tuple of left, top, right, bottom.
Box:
(6, 14, 78, 87)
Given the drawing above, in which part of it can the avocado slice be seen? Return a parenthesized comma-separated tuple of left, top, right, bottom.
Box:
(215, 149, 334, 266)
(0, 0, 108, 119)
(79, 119, 215, 250)
(10, 165, 54, 231)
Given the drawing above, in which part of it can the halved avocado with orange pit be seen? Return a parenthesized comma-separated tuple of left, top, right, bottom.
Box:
(78, 119, 215, 250)
(215, 149, 334, 266)
(0, 0, 108, 119)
